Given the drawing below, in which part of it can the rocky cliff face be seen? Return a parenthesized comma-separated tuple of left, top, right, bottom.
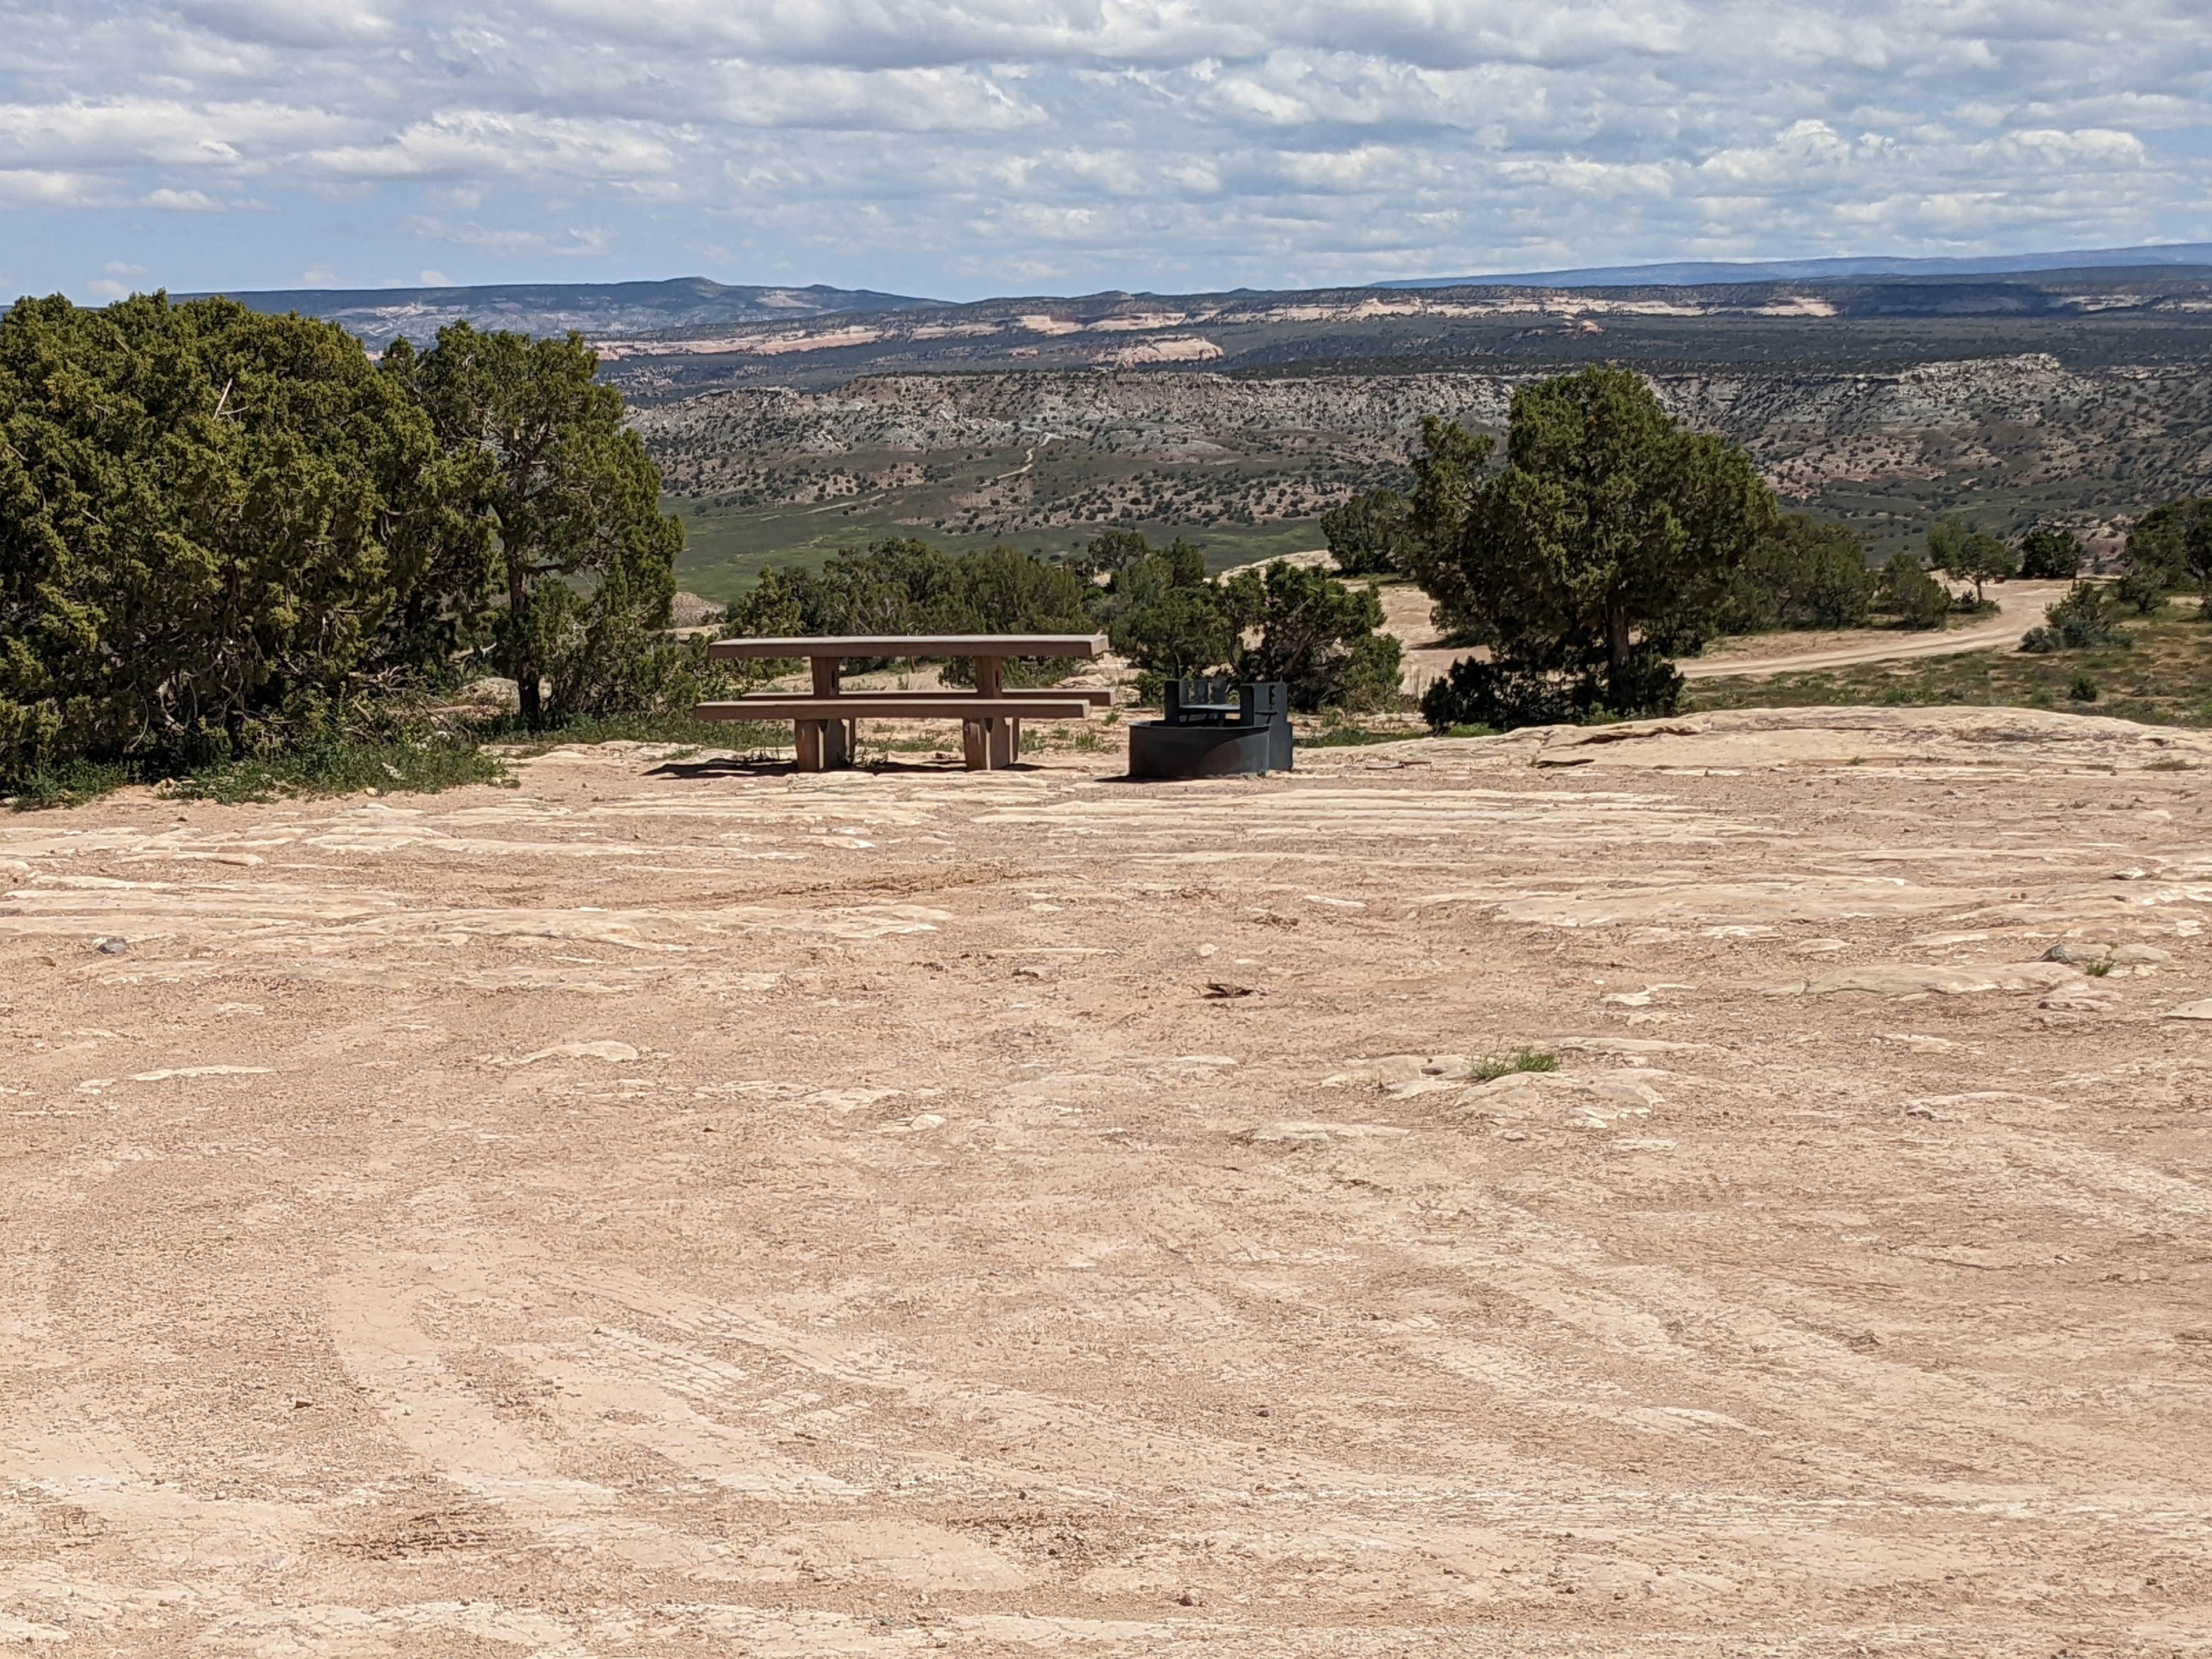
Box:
(637, 353, 2212, 549)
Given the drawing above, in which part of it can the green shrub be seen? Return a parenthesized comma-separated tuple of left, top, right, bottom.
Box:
(724, 537, 1090, 686)
(1067, 528, 1154, 580)
(1223, 560, 1403, 713)
(1715, 514, 1874, 633)
(386, 323, 681, 726)
(936, 546, 1093, 687)
(1469, 1047, 1559, 1082)
(1113, 584, 1234, 686)
(1423, 659, 1585, 731)
(1419, 643, 1681, 731)
(0, 294, 456, 783)
(1876, 554, 1952, 630)
(2118, 499, 2208, 611)
(2068, 674, 2100, 703)
(1406, 372, 1770, 733)
(1096, 536, 1234, 682)
(1321, 488, 1415, 577)
(2115, 566, 2170, 615)
(2017, 526, 2083, 580)
(1927, 518, 2017, 603)
(2021, 582, 2130, 653)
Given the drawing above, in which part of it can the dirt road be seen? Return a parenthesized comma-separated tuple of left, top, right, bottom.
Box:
(3, 707, 2210, 1656)
(1679, 581, 2070, 680)
(1380, 581, 2072, 692)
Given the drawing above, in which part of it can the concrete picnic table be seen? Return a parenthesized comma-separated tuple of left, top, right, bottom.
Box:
(697, 633, 1111, 770)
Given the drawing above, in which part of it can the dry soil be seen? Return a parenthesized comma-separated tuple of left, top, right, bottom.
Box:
(4, 707, 2211, 1656)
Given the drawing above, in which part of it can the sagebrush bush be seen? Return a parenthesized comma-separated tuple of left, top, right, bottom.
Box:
(2021, 582, 2130, 653)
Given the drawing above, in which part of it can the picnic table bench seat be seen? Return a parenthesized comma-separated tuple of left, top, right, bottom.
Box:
(697, 633, 1110, 771)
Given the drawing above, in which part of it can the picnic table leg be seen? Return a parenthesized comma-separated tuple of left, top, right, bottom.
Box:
(1009, 717, 1022, 761)
(962, 719, 988, 770)
(808, 656, 851, 769)
(970, 656, 1011, 769)
(795, 720, 823, 771)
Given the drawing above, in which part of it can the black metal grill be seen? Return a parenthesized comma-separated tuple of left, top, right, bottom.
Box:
(1128, 680, 1294, 778)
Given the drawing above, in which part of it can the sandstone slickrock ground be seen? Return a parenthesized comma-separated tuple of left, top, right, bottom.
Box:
(3, 707, 2210, 1656)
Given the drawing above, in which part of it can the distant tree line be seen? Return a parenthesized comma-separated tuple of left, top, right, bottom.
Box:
(0, 294, 684, 789)
(728, 529, 1402, 714)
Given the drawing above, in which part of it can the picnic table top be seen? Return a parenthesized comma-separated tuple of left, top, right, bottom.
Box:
(707, 633, 1108, 661)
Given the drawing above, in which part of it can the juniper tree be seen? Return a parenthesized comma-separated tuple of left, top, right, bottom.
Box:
(384, 324, 681, 726)
(1414, 369, 1775, 725)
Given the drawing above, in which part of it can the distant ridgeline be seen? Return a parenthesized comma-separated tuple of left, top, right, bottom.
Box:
(193, 246, 2212, 393)
(1375, 242, 2212, 289)
(194, 277, 943, 351)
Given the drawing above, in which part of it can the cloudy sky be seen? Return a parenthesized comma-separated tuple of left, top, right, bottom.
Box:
(5, 0, 2210, 302)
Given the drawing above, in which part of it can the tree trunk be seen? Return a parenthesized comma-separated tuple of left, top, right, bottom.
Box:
(1604, 600, 1631, 672)
(508, 557, 540, 729)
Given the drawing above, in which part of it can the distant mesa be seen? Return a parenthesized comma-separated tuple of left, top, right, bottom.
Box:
(1379, 242, 2212, 290)
(191, 275, 943, 349)
(179, 245, 2212, 397)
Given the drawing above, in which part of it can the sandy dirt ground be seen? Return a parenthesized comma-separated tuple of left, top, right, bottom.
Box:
(1379, 583, 2071, 693)
(4, 706, 2212, 1657)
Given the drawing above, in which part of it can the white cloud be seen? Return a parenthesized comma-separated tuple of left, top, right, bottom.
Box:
(0, 167, 99, 205)
(404, 215, 613, 255)
(183, 0, 395, 48)
(1, 0, 2208, 296)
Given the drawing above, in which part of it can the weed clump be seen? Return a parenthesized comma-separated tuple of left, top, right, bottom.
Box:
(1469, 1048, 1560, 1084)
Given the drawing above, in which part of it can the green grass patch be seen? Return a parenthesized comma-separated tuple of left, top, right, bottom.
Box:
(672, 495, 1325, 602)
(7, 735, 508, 813)
(1470, 1047, 1560, 1083)
(167, 735, 510, 805)
(481, 709, 791, 758)
(6, 712, 798, 814)
(1687, 612, 2212, 727)
(1299, 724, 1407, 749)
(5, 758, 136, 811)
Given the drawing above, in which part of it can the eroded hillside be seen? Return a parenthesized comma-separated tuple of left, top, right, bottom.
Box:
(639, 353, 2212, 584)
